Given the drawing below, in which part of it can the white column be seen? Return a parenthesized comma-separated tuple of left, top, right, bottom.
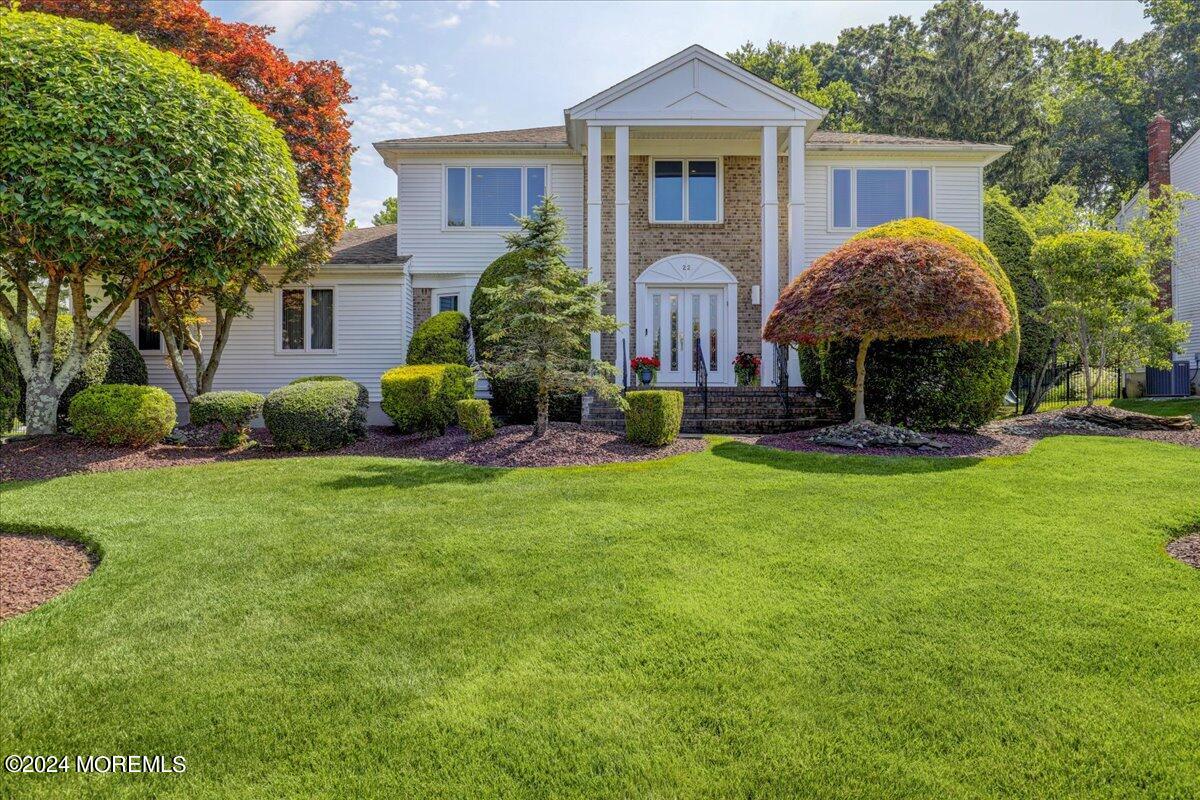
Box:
(760, 125, 779, 386)
(787, 123, 806, 379)
(614, 126, 630, 381)
(586, 124, 603, 360)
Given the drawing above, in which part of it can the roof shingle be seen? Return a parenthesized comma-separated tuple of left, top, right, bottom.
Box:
(325, 224, 408, 266)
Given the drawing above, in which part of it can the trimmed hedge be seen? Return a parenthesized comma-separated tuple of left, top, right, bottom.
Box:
(984, 188, 1052, 374)
(380, 364, 475, 434)
(21, 316, 148, 422)
(290, 375, 369, 410)
(456, 399, 494, 441)
(0, 327, 18, 433)
(68, 384, 176, 446)
(190, 390, 264, 448)
(263, 379, 366, 451)
(408, 311, 471, 366)
(801, 219, 1019, 430)
(625, 390, 683, 446)
(471, 250, 583, 423)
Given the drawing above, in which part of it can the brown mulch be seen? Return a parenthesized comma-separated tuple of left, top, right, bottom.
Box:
(0, 534, 95, 621)
(757, 408, 1200, 459)
(0, 423, 706, 482)
(1166, 533, 1200, 569)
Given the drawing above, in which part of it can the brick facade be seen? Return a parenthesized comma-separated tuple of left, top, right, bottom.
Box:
(412, 288, 432, 331)
(587, 155, 791, 368)
(1147, 113, 1173, 308)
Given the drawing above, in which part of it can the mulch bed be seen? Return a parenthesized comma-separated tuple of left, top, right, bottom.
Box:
(0, 534, 96, 621)
(757, 408, 1200, 459)
(1166, 533, 1200, 569)
(0, 423, 705, 482)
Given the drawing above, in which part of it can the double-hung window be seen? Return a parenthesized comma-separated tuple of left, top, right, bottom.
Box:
(445, 165, 548, 228)
(651, 158, 720, 223)
(830, 167, 932, 229)
(279, 286, 335, 353)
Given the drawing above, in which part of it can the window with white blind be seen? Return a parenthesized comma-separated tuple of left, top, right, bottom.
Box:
(278, 286, 335, 353)
(829, 167, 932, 230)
(445, 165, 547, 228)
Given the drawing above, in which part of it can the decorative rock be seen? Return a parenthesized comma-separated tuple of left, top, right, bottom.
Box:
(1063, 406, 1194, 431)
(811, 420, 941, 450)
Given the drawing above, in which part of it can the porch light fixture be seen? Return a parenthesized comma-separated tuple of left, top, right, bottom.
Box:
(751, 285, 761, 306)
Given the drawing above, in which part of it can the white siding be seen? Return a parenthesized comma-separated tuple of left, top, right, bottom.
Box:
(1171, 136, 1200, 367)
(802, 155, 985, 266)
(112, 269, 406, 404)
(397, 155, 585, 271)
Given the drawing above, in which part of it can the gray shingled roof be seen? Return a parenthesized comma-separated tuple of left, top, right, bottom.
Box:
(325, 224, 409, 266)
(374, 125, 1005, 149)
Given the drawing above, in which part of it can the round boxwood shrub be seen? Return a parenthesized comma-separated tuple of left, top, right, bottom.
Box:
(380, 364, 475, 434)
(289, 375, 369, 410)
(456, 398, 495, 441)
(0, 326, 19, 433)
(984, 188, 1052, 374)
(68, 384, 176, 446)
(263, 379, 366, 451)
(625, 390, 683, 446)
(20, 316, 148, 423)
(190, 390, 264, 448)
(408, 311, 471, 366)
(801, 219, 1019, 430)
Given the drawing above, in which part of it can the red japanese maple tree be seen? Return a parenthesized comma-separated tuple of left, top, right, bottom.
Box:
(764, 237, 1012, 423)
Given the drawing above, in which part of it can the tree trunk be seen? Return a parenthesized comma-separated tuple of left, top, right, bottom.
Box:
(23, 374, 61, 435)
(534, 385, 550, 437)
(853, 337, 872, 423)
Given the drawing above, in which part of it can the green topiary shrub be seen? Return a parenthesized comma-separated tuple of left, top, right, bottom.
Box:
(20, 316, 148, 423)
(263, 379, 366, 451)
(289, 375, 369, 410)
(0, 327, 18, 433)
(456, 398, 495, 441)
(67, 384, 176, 446)
(190, 390, 264, 448)
(625, 390, 683, 446)
(471, 250, 583, 423)
(801, 219, 1019, 430)
(380, 364, 475, 434)
(984, 188, 1052, 374)
(408, 311, 471, 366)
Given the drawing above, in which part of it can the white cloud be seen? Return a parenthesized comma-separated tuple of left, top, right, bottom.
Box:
(240, 0, 329, 44)
(430, 14, 461, 29)
(479, 33, 514, 47)
(396, 64, 428, 78)
(368, 26, 391, 38)
(408, 77, 446, 101)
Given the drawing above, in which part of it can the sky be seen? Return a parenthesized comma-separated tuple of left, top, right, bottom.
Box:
(203, 0, 1153, 228)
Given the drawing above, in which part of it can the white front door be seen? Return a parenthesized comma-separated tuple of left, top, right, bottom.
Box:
(641, 287, 729, 384)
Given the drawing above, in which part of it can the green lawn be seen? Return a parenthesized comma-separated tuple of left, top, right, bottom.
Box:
(1113, 396, 1200, 423)
(2, 437, 1198, 798)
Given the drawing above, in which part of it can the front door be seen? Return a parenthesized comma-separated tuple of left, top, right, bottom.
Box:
(641, 287, 728, 384)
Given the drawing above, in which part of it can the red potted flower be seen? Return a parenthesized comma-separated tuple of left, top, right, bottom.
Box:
(630, 355, 660, 386)
(733, 352, 761, 386)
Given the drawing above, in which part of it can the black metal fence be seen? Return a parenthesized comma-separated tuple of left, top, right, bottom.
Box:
(1008, 359, 1123, 415)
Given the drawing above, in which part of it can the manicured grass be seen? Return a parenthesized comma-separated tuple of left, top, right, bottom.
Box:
(2, 437, 1198, 798)
(1112, 396, 1200, 423)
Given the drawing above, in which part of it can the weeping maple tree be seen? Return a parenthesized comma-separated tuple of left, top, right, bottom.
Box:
(764, 237, 1012, 423)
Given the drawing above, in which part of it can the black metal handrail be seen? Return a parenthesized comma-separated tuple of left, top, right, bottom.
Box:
(775, 343, 790, 417)
(621, 337, 629, 393)
(693, 338, 708, 430)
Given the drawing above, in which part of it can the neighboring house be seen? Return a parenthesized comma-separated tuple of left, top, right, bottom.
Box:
(1115, 114, 1200, 396)
(112, 44, 1010, 420)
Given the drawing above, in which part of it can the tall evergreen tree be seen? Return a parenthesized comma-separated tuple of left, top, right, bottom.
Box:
(727, 41, 860, 130)
(476, 197, 621, 437)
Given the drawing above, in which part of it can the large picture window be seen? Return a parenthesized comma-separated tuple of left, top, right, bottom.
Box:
(652, 158, 720, 223)
(279, 286, 335, 353)
(445, 165, 547, 228)
(830, 167, 932, 230)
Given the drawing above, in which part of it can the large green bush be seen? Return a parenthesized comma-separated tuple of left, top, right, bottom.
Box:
(190, 390, 264, 448)
(68, 384, 176, 446)
(263, 379, 366, 451)
(456, 399, 495, 441)
(19, 316, 148, 423)
(408, 311, 471, 366)
(380, 364, 475, 434)
(984, 188, 1052, 374)
(471, 250, 583, 423)
(290, 375, 369, 410)
(0, 327, 18, 433)
(625, 390, 683, 446)
(801, 219, 1019, 430)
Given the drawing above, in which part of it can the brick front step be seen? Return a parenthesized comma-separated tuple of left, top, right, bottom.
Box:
(584, 386, 842, 435)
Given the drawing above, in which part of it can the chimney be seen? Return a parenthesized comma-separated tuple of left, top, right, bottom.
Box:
(1147, 113, 1173, 309)
(1148, 113, 1171, 200)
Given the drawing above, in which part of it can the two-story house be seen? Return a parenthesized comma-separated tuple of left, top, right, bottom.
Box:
(118, 45, 1010, 423)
